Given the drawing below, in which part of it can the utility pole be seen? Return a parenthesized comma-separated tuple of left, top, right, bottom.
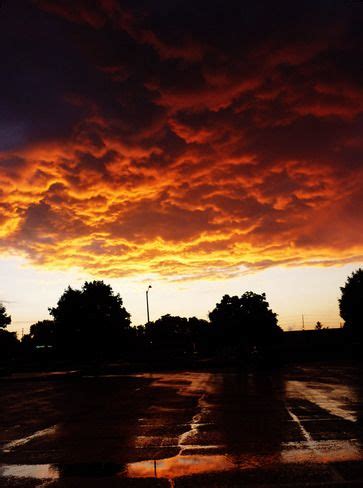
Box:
(302, 313, 305, 331)
(146, 285, 152, 323)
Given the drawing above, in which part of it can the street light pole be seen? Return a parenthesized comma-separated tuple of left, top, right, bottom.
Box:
(146, 285, 152, 323)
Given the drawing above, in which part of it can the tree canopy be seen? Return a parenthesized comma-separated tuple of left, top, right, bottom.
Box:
(0, 303, 11, 329)
(145, 314, 210, 354)
(315, 321, 323, 331)
(0, 303, 18, 361)
(49, 281, 131, 356)
(27, 320, 55, 348)
(209, 292, 282, 350)
(339, 268, 363, 337)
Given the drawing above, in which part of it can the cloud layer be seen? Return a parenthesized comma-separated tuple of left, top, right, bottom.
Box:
(1, 0, 362, 279)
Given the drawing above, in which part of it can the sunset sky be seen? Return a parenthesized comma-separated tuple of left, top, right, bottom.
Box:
(1, 1, 362, 335)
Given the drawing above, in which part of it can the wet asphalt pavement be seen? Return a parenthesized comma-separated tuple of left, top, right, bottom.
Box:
(1, 363, 363, 487)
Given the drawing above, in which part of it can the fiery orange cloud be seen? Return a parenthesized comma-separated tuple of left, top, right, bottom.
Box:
(0, 1, 362, 280)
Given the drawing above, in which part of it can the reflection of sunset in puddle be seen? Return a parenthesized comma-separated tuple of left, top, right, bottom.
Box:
(126, 454, 234, 478)
(2, 371, 363, 483)
(127, 440, 363, 480)
(0, 464, 59, 479)
(282, 440, 363, 464)
(286, 380, 358, 422)
(125, 441, 363, 479)
(126, 372, 363, 480)
(3, 440, 363, 483)
(3, 425, 58, 452)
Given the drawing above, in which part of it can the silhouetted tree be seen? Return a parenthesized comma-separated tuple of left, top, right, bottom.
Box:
(145, 314, 210, 357)
(0, 303, 18, 363)
(49, 281, 131, 357)
(25, 320, 55, 348)
(315, 321, 323, 330)
(209, 292, 282, 357)
(340, 268, 363, 339)
(187, 316, 211, 355)
(0, 303, 11, 329)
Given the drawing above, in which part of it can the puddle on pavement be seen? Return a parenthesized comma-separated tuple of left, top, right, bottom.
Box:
(2, 425, 58, 452)
(2, 440, 363, 482)
(0, 463, 125, 479)
(126, 439, 363, 479)
(282, 439, 363, 464)
(2, 372, 363, 481)
(286, 380, 358, 422)
(126, 454, 234, 478)
(0, 464, 59, 479)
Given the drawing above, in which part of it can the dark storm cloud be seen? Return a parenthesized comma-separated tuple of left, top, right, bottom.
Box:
(0, 0, 362, 277)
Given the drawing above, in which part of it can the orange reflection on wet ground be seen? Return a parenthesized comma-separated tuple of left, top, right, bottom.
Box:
(126, 454, 234, 478)
(3, 366, 363, 485)
(126, 441, 363, 480)
(0, 464, 58, 479)
(282, 440, 363, 464)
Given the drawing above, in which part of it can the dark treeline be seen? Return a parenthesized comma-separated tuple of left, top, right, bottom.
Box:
(1, 268, 363, 371)
(19, 285, 282, 364)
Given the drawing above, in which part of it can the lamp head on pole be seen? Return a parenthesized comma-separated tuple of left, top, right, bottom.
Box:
(146, 285, 152, 323)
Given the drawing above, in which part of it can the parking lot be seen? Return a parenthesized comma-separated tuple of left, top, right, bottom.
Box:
(1, 363, 363, 486)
